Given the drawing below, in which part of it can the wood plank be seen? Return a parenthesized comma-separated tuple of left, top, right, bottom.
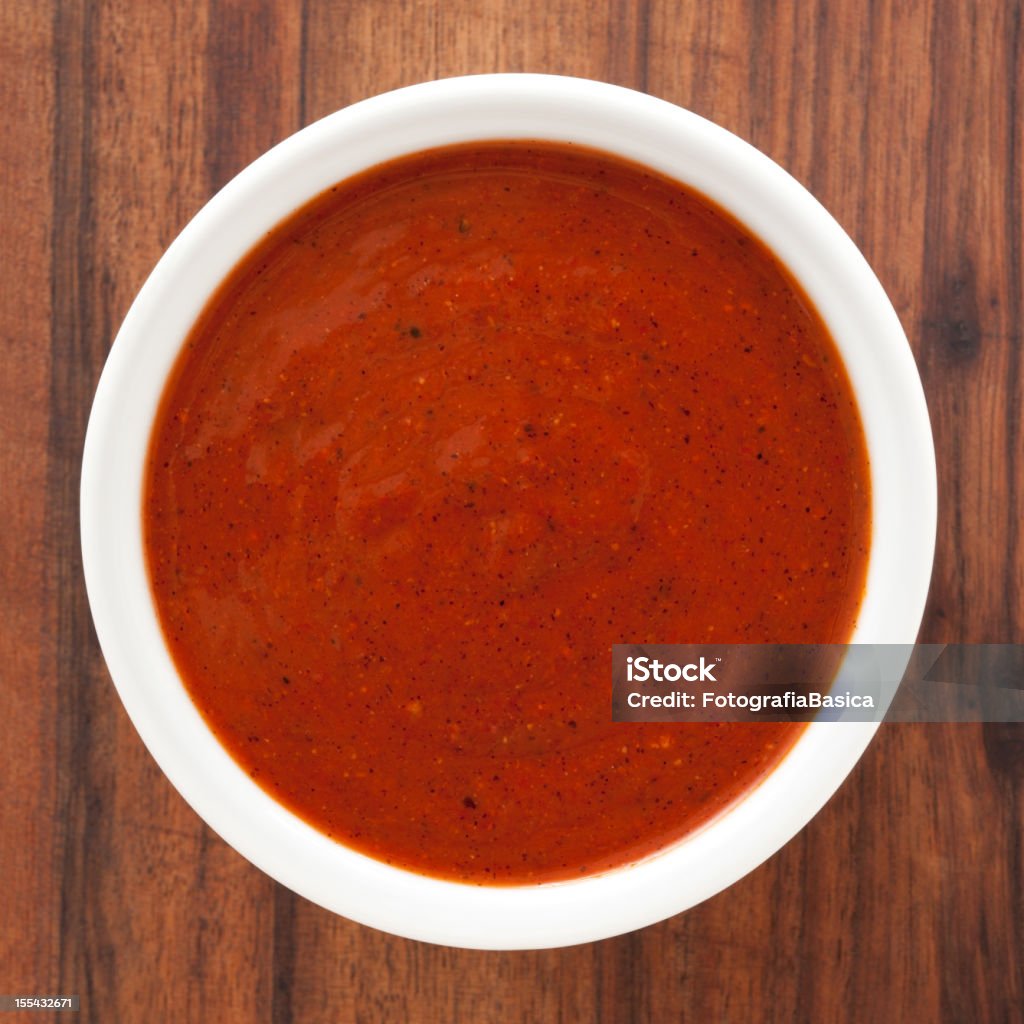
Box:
(0, 0, 57, 997)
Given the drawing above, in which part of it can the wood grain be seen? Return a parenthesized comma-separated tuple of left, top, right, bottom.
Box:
(1, 1, 1020, 1021)
(1, 0, 57, 1001)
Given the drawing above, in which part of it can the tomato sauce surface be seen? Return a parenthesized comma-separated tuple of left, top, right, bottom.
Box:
(145, 142, 870, 883)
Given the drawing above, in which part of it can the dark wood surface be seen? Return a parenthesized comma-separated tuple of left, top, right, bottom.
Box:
(3, 1, 1021, 1021)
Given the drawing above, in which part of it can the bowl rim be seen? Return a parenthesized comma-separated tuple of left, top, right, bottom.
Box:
(80, 73, 937, 950)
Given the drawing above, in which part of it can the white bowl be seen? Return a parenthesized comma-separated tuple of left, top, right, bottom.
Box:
(81, 74, 936, 949)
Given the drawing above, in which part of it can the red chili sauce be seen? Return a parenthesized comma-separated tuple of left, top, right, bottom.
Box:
(145, 142, 871, 884)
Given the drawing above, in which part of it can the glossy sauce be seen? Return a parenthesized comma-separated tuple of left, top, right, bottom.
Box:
(145, 142, 870, 883)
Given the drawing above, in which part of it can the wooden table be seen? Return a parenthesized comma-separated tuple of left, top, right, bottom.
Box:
(3, 1, 1021, 1020)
